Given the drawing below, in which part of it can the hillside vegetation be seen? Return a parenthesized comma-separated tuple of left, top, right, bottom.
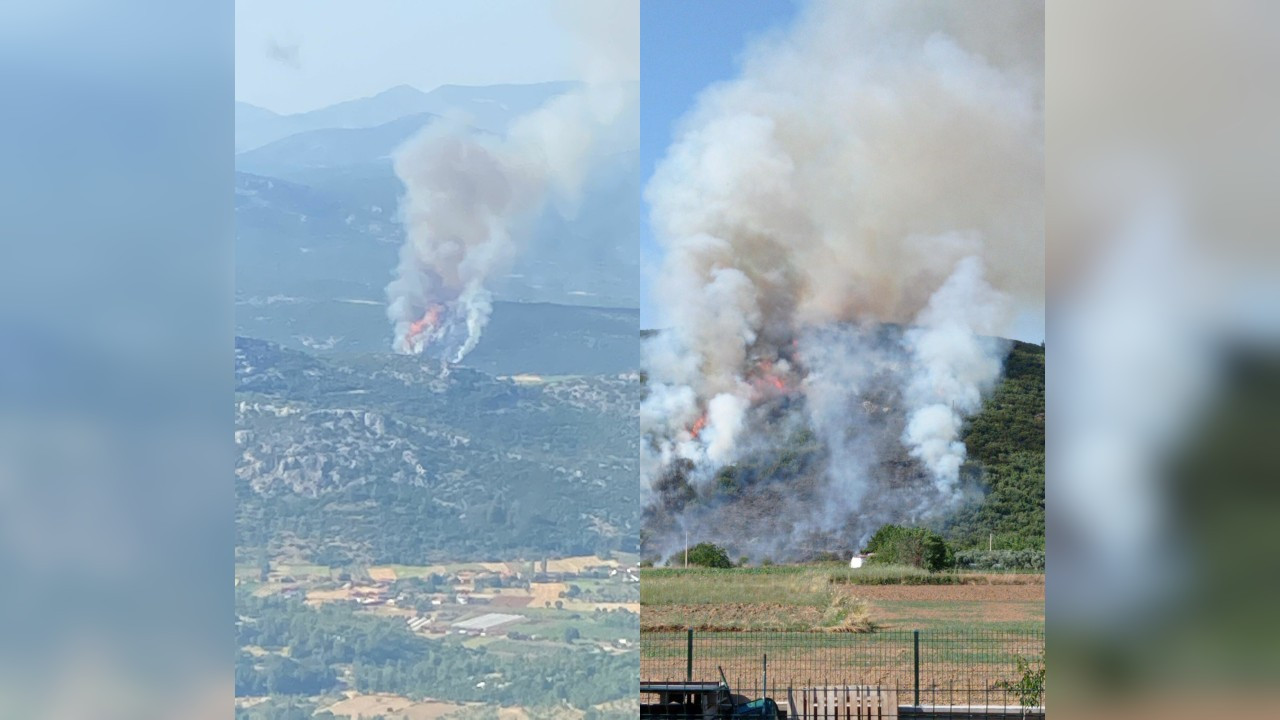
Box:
(235, 337, 640, 566)
(641, 338, 1045, 560)
(944, 340, 1045, 550)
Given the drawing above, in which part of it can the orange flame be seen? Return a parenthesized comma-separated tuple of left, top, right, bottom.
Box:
(404, 304, 444, 351)
(754, 358, 788, 393)
(690, 414, 708, 439)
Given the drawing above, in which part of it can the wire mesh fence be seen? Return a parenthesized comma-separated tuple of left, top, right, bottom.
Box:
(641, 629, 1045, 710)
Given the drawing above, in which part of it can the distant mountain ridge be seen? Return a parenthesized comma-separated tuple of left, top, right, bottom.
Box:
(236, 111, 444, 174)
(235, 81, 580, 153)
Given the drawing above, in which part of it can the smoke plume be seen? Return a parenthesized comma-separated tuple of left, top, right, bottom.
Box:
(642, 0, 1042, 561)
(387, 1, 638, 361)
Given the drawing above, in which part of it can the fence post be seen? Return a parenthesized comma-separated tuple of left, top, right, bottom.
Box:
(913, 629, 920, 706)
(686, 627, 694, 682)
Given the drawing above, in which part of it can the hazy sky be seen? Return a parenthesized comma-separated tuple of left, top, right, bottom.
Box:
(236, 0, 582, 114)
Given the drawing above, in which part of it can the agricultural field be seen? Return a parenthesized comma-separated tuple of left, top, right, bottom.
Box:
(236, 553, 640, 719)
(639, 564, 1044, 706)
(241, 692, 639, 720)
(640, 565, 1043, 633)
(323, 692, 469, 719)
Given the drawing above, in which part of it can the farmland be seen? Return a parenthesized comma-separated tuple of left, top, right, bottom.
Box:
(236, 554, 640, 719)
(641, 565, 1043, 633)
(233, 333, 644, 718)
(639, 564, 1044, 706)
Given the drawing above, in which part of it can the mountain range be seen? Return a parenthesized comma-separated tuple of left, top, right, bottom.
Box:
(235, 81, 580, 153)
(234, 83, 644, 565)
(235, 80, 640, 358)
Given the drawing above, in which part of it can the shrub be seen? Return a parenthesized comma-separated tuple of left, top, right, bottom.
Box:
(996, 655, 1045, 708)
(864, 524, 954, 571)
(953, 549, 1045, 571)
(685, 542, 733, 569)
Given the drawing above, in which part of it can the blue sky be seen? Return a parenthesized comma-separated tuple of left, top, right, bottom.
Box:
(235, 0, 582, 114)
(639, 0, 800, 327)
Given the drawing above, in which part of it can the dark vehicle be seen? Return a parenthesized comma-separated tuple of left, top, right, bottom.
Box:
(640, 666, 783, 719)
(640, 681, 733, 718)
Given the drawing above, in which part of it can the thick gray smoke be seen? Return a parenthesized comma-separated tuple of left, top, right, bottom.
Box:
(387, 0, 638, 361)
(642, 0, 1042, 560)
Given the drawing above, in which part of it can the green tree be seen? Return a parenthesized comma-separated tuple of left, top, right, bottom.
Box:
(686, 542, 732, 568)
(864, 524, 953, 571)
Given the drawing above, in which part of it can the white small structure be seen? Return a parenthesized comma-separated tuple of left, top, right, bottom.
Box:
(849, 553, 868, 569)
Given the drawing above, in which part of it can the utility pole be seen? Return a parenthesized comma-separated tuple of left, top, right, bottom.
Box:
(989, 533, 993, 552)
(685, 529, 689, 568)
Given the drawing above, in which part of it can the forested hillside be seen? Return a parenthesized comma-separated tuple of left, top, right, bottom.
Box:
(944, 340, 1046, 550)
(640, 334, 1046, 559)
(235, 337, 640, 566)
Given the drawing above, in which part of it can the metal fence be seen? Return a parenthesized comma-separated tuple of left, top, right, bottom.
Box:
(641, 629, 1045, 711)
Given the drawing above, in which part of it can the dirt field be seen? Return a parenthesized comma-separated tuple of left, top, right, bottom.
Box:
(849, 583, 1043, 602)
(562, 600, 641, 613)
(640, 566, 1044, 706)
(367, 567, 397, 582)
(854, 581, 1044, 630)
(490, 595, 533, 608)
(374, 564, 450, 578)
(545, 555, 618, 573)
(325, 693, 468, 720)
(529, 582, 567, 607)
(304, 587, 355, 603)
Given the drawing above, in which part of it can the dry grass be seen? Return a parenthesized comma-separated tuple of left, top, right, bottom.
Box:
(544, 555, 618, 573)
(641, 568, 871, 632)
(304, 587, 356, 603)
(377, 564, 450, 578)
(528, 582, 567, 607)
(444, 705, 585, 720)
(562, 600, 641, 613)
(325, 693, 468, 720)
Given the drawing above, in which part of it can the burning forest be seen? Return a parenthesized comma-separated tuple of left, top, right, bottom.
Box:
(385, 1, 639, 364)
(641, 0, 1044, 562)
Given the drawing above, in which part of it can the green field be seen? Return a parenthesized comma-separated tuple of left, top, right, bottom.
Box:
(640, 564, 1044, 633)
(641, 566, 872, 632)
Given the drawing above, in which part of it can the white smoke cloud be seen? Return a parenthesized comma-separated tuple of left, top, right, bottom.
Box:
(703, 392, 749, 466)
(387, 1, 638, 362)
(901, 256, 1012, 502)
(642, 0, 1043, 558)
